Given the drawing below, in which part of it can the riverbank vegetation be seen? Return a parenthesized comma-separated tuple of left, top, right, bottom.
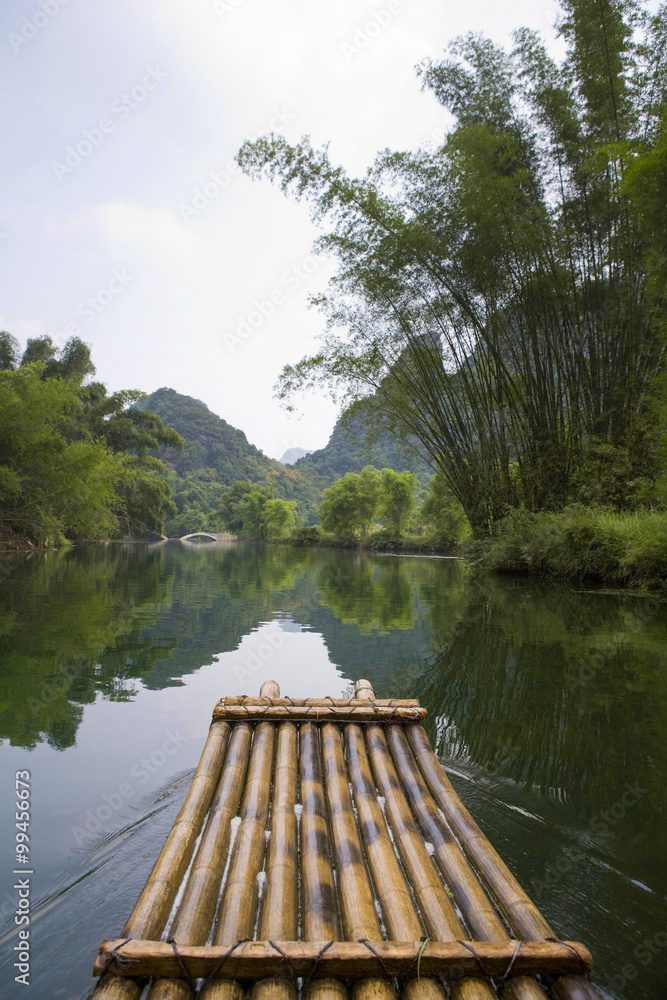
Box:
(216, 465, 471, 552)
(466, 507, 667, 587)
(237, 0, 667, 584)
(0, 334, 182, 546)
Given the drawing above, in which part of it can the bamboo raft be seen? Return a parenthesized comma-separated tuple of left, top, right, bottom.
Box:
(93, 680, 602, 1000)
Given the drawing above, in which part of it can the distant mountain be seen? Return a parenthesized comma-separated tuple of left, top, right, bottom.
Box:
(144, 389, 323, 532)
(144, 388, 433, 535)
(294, 409, 433, 484)
(280, 447, 313, 465)
(145, 388, 277, 483)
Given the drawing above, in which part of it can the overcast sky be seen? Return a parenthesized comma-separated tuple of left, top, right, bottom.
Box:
(2, 0, 565, 460)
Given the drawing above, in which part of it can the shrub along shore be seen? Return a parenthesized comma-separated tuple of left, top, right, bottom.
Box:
(465, 508, 667, 590)
(289, 508, 667, 590)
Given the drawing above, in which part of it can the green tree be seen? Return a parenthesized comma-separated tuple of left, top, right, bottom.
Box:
(0, 331, 20, 371)
(419, 473, 471, 543)
(239, 1, 667, 533)
(261, 497, 298, 541)
(0, 337, 184, 543)
(318, 466, 381, 536)
(215, 481, 295, 541)
(378, 469, 419, 536)
(0, 365, 120, 543)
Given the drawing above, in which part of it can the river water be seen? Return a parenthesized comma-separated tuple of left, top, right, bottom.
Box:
(0, 541, 665, 999)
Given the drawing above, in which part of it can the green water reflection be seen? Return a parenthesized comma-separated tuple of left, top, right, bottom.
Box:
(0, 542, 666, 998)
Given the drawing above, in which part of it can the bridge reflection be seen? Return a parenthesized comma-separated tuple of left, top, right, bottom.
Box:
(178, 532, 236, 545)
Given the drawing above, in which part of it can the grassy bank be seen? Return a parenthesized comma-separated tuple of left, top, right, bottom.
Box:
(465, 507, 667, 589)
(289, 525, 460, 555)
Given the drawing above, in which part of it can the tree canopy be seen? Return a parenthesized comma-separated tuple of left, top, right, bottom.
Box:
(0, 336, 183, 543)
(238, 0, 667, 534)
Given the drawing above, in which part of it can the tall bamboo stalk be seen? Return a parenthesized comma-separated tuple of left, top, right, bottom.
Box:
(300, 719, 348, 1000)
(94, 720, 231, 1000)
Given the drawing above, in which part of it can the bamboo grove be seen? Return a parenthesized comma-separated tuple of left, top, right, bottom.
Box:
(238, 0, 667, 534)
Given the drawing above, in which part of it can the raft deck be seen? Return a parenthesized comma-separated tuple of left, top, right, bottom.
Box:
(93, 680, 602, 1000)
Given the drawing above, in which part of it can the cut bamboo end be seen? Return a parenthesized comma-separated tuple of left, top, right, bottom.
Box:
(260, 680, 281, 699)
(250, 979, 296, 1000)
(199, 982, 245, 1000)
(306, 981, 350, 1000)
(147, 980, 194, 1000)
(354, 679, 376, 700)
(92, 979, 143, 1000)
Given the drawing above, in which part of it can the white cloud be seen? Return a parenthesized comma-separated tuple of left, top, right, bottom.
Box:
(1, 0, 573, 458)
(92, 201, 200, 269)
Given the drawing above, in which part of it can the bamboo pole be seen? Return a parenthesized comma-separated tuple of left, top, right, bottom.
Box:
(199, 689, 277, 1000)
(352, 682, 491, 1000)
(252, 720, 299, 1000)
(365, 723, 465, 940)
(320, 721, 396, 1000)
(347, 682, 445, 1000)
(407, 725, 553, 940)
(211, 720, 275, 943)
(147, 723, 253, 1000)
(550, 977, 605, 1000)
(407, 725, 603, 1000)
(300, 719, 348, 1000)
(95, 939, 593, 980)
(211, 705, 426, 723)
(219, 697, 421, 708)
(94, 720, 231, 1000)
(387, 726, 547, 1000)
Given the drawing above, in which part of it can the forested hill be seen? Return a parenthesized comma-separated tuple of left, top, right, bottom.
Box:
(144, 388, 433, 535)
(144, 388, 323, 533)
(294, 410, 433, 484)
(146, 387, 279, 483)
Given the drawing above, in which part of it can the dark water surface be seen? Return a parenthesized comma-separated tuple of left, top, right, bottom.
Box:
(0, 541, 665, 999)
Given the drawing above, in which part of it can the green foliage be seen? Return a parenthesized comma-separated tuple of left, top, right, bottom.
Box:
(215, 481, 297, 541)
(163, 468, 229, 536)
(0, 339, 184, 543)
(112, 456, 177, 537)
(0, 365, 119, 542)
(318, 466, 382, 536)
(295, 398, 433, 485)
(291, 525, 322, 546)
(466, 505, 667, 587)
(238, 1, 667, 534)
(261, 497, 298, 541)
(378, 469, 419, 536)
(145, 388, 324, 524)
(0, 331, 20, 371)
(419, 473, 472, 543)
